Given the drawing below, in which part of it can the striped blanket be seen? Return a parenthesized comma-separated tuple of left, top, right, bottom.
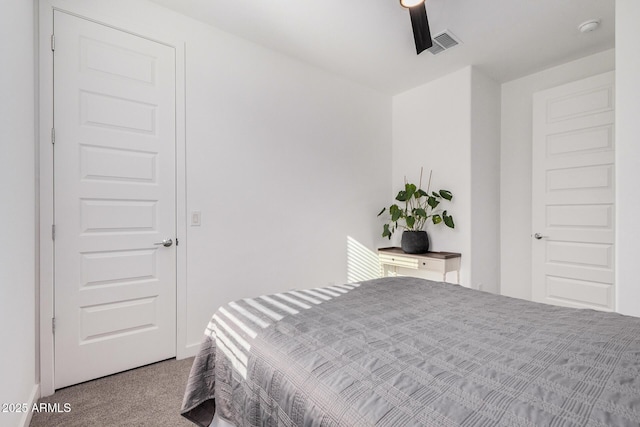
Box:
(181, 277, 640, 427)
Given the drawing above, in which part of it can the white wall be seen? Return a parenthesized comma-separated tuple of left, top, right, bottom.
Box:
(500, 49, 615, 300)
(392, 66, 501, 290)
(42, 0, 392, 352)
(184, 18, 392, 347)
(615, 0, 640, 317)
(392, 68, 472, 285)
(470, 71, 501, 293)
(0, 0, 37, 426)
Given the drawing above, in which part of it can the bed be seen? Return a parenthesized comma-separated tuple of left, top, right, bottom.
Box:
(181, 277, 640, 426)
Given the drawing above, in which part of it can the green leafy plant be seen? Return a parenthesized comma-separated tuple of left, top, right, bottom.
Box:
(378, 169, 455, 239)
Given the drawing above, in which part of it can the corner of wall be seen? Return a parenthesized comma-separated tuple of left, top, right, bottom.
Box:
(390, 67, 478, 289)
(469, 68, 501, 293)
(615, 0, 640, 317)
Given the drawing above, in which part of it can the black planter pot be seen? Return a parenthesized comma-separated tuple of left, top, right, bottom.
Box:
(401, 230, 429, 254)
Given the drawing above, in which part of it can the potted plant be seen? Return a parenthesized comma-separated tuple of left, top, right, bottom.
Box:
(378, 169, 455, 254)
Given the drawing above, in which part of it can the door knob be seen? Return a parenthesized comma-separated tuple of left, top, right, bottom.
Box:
(533, 233, 548, 240)
(154, 238, 173, 247)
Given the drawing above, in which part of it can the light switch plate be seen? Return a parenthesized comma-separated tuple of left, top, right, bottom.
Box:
(191, 211, 201, 226)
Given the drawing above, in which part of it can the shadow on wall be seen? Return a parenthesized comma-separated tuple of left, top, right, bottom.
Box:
(347, 236, 382, 283)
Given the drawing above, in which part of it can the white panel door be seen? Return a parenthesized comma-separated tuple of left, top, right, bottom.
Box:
(53, 11, 176, 388)
(532, 71, 615, 311)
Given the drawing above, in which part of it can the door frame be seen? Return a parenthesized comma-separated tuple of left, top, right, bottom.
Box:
(38, 0, 188, 397)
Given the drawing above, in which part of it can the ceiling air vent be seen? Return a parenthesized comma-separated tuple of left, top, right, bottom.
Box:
(427, 30, 461, 55)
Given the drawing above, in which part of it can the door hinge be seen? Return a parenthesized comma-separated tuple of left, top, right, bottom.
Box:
(176, 238, 179, 246)
(51, 34, 55, 51)
(51, 128, 55, 145)
(52, 317, 56, 334)
(52, 224, 56, 241)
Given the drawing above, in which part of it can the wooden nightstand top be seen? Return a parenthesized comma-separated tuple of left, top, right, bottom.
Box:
(378, 247, 461, 259)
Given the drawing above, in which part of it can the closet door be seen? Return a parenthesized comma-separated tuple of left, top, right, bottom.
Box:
(53, 10, 177, 388)
(532, 71, 615, 311)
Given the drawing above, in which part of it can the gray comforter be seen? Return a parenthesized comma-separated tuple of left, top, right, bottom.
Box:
(181, 277, 640, 426)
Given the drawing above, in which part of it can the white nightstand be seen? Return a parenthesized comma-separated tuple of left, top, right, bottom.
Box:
(378, 247, 462, 284)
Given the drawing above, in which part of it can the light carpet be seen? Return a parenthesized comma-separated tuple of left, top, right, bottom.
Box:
(30, 357, 195, 427)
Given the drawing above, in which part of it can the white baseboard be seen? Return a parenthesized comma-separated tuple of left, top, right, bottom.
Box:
(19, 383, 40, 427)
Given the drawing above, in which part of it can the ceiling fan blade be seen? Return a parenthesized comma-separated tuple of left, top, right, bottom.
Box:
(408, 3, 433, 54)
